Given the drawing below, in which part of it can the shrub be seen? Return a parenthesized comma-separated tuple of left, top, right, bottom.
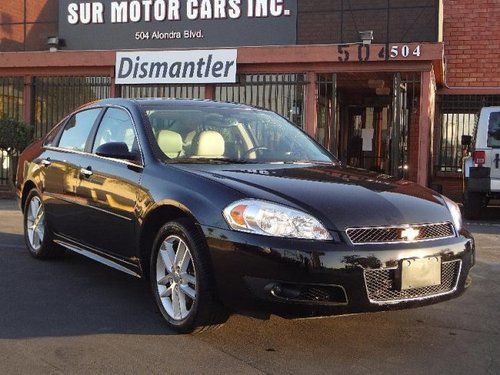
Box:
(0, 118, 34, 187)
(0, 118, 34, 156)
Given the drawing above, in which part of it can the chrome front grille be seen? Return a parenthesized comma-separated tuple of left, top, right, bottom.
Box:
(364, 260, 461, 304)
(346, 222, 455, 245)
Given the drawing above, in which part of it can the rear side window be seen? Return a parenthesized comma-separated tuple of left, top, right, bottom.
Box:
(92, 108, 138, 154)
(43, 118, 67, 147)
(487, 111, 500, 148)
(57, 108, 101, 152)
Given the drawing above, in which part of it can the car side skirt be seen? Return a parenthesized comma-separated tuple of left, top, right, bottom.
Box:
(54, 237, 142, 278)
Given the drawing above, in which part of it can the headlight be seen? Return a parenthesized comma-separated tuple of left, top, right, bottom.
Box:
(223, 199, 332, 240)
(444, 196, 462, 232)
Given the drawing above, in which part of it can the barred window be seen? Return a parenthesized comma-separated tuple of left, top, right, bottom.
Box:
(436, 95, 500, 172)
(216, 74, 307, 129)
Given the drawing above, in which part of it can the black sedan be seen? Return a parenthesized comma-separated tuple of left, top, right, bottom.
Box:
(16, 99, 474, 333)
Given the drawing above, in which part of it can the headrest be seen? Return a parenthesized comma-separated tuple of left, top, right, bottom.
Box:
(195, 131, 225, 158)
(157, 130, 183, 159)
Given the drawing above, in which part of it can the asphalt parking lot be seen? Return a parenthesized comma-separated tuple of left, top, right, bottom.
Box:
(0, 199, 499, 375)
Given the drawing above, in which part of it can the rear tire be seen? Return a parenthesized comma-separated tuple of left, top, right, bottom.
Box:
(23, 189, 64, 259)
(463, 191, 484, 220)
(150, 218, 227, 334)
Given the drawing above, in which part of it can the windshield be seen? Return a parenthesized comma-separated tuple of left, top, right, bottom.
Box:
(487, 111, 500, 148)
(141, 104, 336, 164)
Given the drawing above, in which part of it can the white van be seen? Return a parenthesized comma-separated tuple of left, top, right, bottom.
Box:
(463, 106, 500, 219)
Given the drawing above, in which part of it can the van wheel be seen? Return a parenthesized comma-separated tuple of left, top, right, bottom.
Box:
(150, 218, 228, 334)
(463, 191, 483, 220)
(23, 189, 64, 259)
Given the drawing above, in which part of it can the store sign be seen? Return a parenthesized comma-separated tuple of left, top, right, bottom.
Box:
(115, 49, 237, 84)
(59, 0, 298, 50)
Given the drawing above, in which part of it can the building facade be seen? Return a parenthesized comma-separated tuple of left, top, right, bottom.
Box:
(434, 0, 500, 199)
(0, 0, 499, 200)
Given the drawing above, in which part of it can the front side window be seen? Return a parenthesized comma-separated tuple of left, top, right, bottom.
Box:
(57, 109, 101, 152)
(487, 111, 500, 148)
(92, 108, 138, 154)
(141, 105, 335, 164)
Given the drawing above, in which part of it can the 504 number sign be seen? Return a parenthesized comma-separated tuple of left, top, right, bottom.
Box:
(389, 45, 421, 58)
(337, 44, 422, 63)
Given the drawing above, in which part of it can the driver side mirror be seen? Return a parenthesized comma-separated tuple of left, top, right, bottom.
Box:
(95, 142, 137, 161)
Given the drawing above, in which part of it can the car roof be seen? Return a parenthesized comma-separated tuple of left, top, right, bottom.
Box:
(93, 98, 259, 111)
(480, 106, 500, 112)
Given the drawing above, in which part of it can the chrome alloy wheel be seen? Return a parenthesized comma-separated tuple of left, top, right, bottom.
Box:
(26, 196, 45, 251)
(156, 235, 197, 321)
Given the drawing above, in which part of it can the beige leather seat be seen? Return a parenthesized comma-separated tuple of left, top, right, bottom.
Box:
(157, 130, 183, 158)
(193, 131, 225, 158)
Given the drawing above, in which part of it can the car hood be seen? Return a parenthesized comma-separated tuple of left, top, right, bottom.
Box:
(174, 163, 452, 231)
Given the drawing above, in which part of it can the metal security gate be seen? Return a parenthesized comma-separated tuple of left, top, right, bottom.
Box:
(0, 77, 24, 121)
(0, 77, 24, 186)
(215, 74, 307, 128)
(316, 74, 338, 154)
(120, 84, 205, 99)
(436, 95, 500, 172)
(390, 73, 420, 178)
(33, 76, 111, 139)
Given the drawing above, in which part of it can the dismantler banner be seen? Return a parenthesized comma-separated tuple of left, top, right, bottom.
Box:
(115, 49, 238, 84)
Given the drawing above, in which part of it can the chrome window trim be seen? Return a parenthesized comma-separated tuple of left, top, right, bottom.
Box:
(44, 104, 145, 168)
(345, 222, 457, 246)
(363, 259, 462, 306)
(44, 146, 143, 169)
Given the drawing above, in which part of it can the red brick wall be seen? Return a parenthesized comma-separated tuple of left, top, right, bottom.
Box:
(433, 173, 463, 202)
(443, 0, 500, 88)
(0, 0, 57, 52)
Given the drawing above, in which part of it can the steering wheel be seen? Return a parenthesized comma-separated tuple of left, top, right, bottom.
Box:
(242, 146, 269, 159)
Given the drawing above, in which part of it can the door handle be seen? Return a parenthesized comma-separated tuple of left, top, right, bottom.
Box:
(41, 159, 51, 167)
(80, 167, 93, 178)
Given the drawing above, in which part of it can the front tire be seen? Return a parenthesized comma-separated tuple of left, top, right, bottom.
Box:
(150, 219, 227, 333)
(23, 189, 63, 259)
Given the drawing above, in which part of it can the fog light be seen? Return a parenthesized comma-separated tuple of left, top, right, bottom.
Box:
(270, 284, 282, 297)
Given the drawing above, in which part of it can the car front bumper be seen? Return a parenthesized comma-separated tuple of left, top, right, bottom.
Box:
(201, 225, 475, 318)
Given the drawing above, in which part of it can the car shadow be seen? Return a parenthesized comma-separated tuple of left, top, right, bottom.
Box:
(465, 204, 500, 234)
(0, 232, 26, 246)
(0, 216, 498, 341)
(0, 232, 180, 338)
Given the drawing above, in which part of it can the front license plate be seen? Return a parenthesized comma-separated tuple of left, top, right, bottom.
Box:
(401, 257, 441, 290)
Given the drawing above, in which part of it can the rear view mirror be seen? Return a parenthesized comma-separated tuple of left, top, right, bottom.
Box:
(461, 135, 472, 147)
(95, 142, 137, 161)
